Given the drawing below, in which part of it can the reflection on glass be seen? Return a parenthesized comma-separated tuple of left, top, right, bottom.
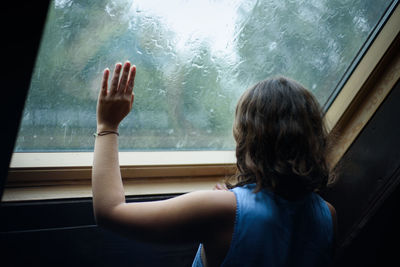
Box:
(15, 0, 392, 151)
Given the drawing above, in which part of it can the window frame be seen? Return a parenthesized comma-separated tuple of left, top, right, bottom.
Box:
(3, 2, 400, 202)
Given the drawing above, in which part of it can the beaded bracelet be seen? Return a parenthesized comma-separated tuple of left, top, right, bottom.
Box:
(93, 131, 119, 137)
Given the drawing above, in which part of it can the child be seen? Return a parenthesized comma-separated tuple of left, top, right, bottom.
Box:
(92, 61, 337, 267)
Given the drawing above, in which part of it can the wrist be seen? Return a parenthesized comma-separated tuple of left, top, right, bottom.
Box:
(97, 124, 118, 133)
(94, 130, 119, 138)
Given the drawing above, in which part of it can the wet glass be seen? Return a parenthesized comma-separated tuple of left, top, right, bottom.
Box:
(15, 0, 393, 151)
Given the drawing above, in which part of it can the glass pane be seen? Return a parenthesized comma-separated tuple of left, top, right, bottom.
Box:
(15, 0, 393, 151)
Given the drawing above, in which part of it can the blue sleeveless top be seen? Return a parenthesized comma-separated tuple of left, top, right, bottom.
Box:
(192, 184, 333, 267)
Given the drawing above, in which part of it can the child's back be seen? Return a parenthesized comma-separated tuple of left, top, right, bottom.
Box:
(193, 184, 333, 266)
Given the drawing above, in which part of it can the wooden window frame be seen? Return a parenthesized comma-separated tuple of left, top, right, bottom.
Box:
(3, 3, 400, 202)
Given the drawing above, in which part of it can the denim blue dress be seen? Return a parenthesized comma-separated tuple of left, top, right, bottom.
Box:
(192, 184, 333, 267)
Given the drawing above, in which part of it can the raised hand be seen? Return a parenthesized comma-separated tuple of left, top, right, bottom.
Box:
(96, 61, 136, 132)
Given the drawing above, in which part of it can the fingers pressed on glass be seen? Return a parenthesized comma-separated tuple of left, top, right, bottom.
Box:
(126, 65, 136, 94)
(118, 61, 131, 93)
(110, 63, 122, 94)
(101, 68, 110, 96)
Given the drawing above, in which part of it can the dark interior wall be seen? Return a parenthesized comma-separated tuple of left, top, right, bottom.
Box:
(0, 196, 198, 267)
(1, 1, 400, 267)
(0, 1, 50, 200)
(323, 79, 400, 266)
(335, 179, 400, 267)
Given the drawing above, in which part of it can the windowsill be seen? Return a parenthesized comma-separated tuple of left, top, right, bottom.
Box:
(4, 151, 236, 202)
(2, 176, 227, 202)
(8, 151, 236, 168)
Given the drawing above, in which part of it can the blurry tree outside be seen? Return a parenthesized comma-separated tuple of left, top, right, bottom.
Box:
(15, 0, 392, 151)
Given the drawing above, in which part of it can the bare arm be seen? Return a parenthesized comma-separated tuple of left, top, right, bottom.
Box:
(92, 61, 236, 244)
(92, 62, 135, 223)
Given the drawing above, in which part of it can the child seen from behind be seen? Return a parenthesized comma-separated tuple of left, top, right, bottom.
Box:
(92, 61, 337, 267)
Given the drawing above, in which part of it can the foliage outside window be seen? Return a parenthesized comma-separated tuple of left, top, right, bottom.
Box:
(15, 0, 392, 151)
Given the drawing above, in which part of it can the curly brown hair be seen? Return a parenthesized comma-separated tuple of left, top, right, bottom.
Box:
(227, 76, 332, 199)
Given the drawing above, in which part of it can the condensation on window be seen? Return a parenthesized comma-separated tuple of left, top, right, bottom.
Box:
(15, 0, 392, 151)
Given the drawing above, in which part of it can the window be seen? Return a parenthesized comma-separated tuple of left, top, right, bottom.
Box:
(14, 0, 394, 151)
(5, 0, 400, 201)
